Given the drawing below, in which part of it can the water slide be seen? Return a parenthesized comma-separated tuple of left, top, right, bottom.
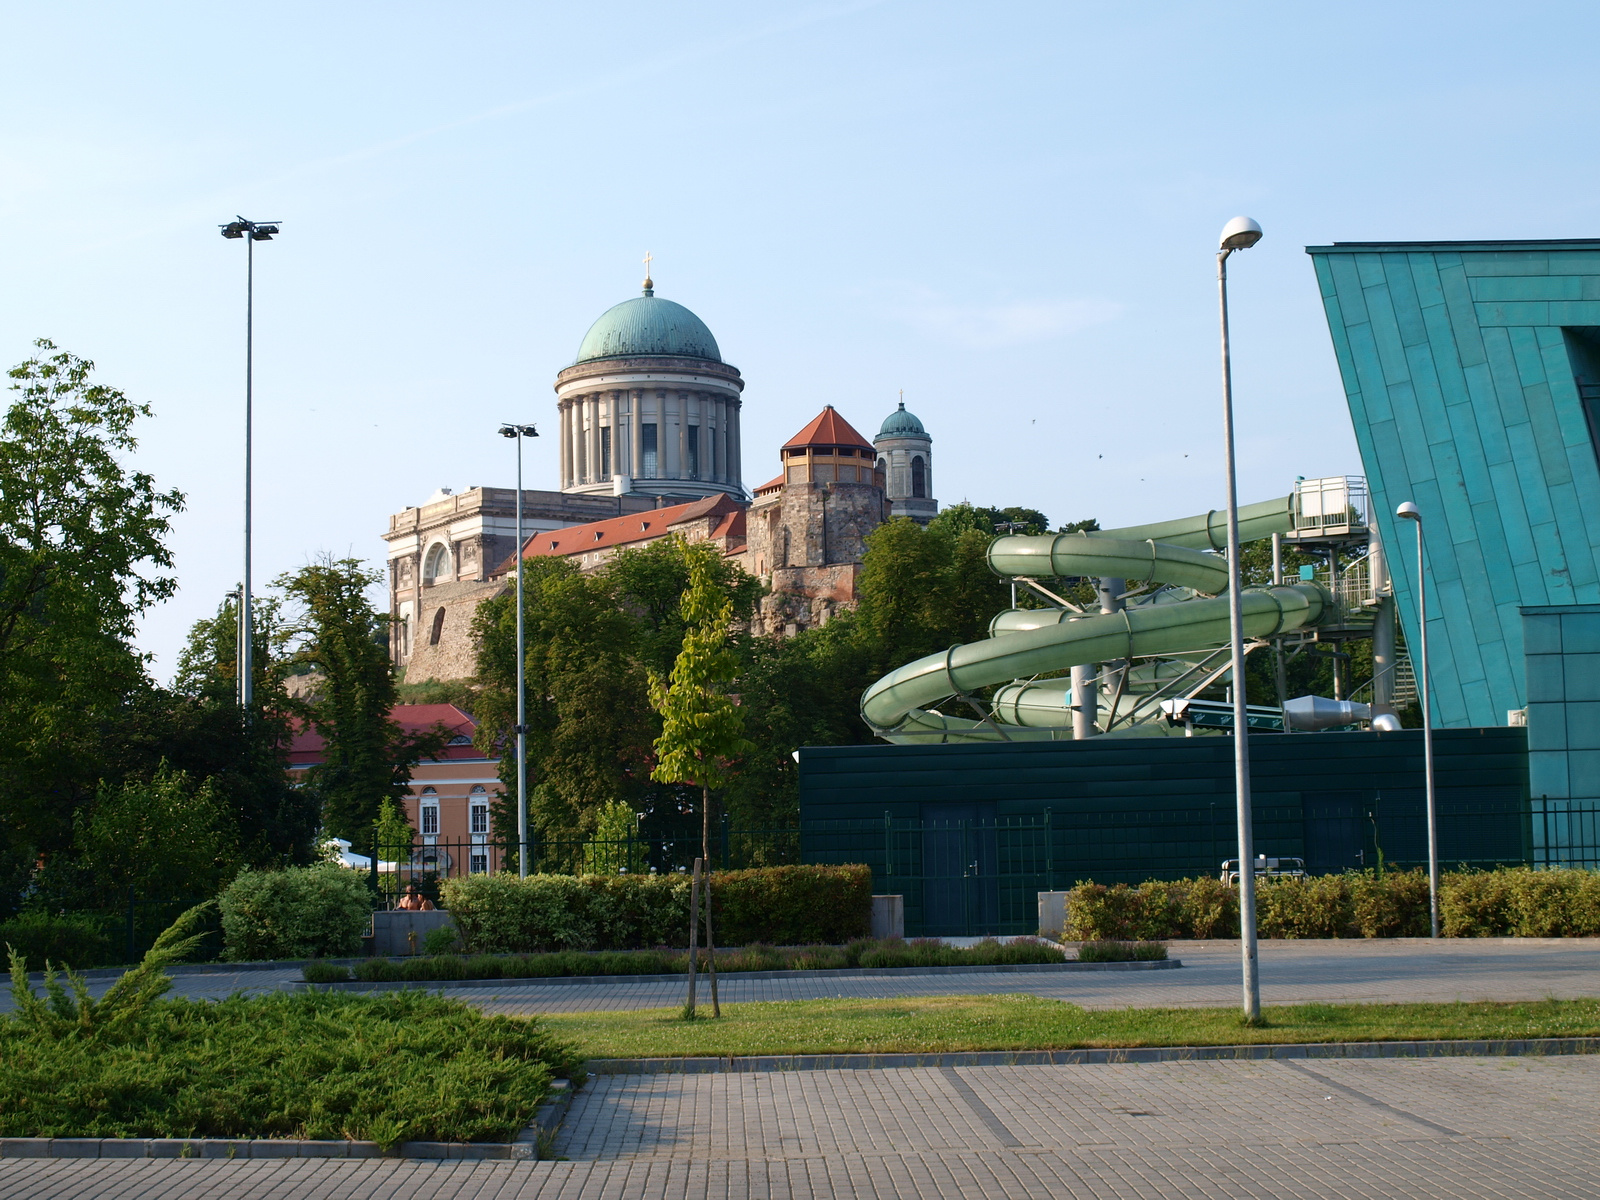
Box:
(859, 497, 1336, 743)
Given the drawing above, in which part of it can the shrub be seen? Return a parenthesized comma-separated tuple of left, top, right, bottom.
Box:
(421, 924, 460, 956)
(1179, 875, 1239, 938)
(1349, 869, 1430, 937)
(219, 866, 372, 961)
(1257, 873, 1355, 938)
(441, 865, 871, 954)
(0, 912, 116, 970)
(1077, 940, 1168, 962)
(713, 864, 873, 945)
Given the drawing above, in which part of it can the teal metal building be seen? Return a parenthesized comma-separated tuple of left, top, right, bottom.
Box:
(1306, 240, 1600, 727)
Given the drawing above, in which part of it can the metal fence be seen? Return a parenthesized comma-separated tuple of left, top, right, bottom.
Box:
(371, 799, 1600, 936)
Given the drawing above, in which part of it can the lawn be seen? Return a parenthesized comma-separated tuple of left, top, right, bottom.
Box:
(542, 995, 1600, 1059)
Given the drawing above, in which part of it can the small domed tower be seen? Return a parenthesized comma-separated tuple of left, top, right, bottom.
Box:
(874, 399, 936, 522)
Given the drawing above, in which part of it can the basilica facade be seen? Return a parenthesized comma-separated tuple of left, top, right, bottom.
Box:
(384, 276, 937, 680)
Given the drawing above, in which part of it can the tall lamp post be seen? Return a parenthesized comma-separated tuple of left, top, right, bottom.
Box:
(219, 216, 281, 712)
(1218, 214, 1264, 1020)
(499, 423, 540, 876)
(1396, 501, 1439, 937)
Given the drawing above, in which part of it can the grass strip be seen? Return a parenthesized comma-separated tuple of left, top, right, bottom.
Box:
(302, 937, 1069, 985)
(1, 990, 582, 1146)
(540, 995, 1600, 1059)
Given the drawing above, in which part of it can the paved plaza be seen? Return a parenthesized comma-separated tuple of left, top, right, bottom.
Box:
(7, 939, 1600, 1197)
(6, 1053, 1600, 1198)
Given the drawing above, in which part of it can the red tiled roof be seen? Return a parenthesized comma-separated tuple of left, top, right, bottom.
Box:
(289, 704, 478, 768)
(755, 473, 784, 493)
(493, 492, 746, 571)
(781, 406, 874, 453)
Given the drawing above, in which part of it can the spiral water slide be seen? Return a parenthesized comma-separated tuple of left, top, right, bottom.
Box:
(859, 497, 1334, 743)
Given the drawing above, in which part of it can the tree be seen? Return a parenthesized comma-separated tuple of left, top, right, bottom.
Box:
(277, 557, 446, 848)
(0, 342, 184, 902)
(649, 539, 757, 861)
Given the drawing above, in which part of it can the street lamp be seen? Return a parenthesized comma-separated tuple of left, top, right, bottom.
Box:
(1218, 214, 1263, 1020)
(500, 422, 539, 877)
(219, 216, 281, 712)
(1396, 500, 1439, 937)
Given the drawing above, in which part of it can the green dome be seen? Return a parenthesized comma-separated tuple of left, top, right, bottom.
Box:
(876, 401, 927, 438)
(575, 289, 721, 364)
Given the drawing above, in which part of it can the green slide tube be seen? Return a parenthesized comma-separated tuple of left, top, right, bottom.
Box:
(859, 496, 1314, 743)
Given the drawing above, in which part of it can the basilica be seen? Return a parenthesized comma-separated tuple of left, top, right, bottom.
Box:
(384, 272, 937, 682)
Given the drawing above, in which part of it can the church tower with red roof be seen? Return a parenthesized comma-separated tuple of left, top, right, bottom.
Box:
(744, 405, 891, 636)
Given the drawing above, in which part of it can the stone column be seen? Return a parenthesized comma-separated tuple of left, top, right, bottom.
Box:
(631, 389, 645, 480)
(676, 392, 689, 481)
(568, 397, 582, 486)
(661, 390, 677, 479)
(558, 397, 570, 488)
(731, 399, 743, 491)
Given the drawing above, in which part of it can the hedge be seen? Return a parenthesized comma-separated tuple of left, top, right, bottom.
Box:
(1064, 867, 1600, 941)
(0, 912, 117, 970)
(219, 866, 373, 961)
(441, 864, 872, 953)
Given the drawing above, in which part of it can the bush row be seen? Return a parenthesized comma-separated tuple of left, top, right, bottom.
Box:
(441, 864, 872, 954)
(0, 912, 117, 970)
(302, 935, 1063, 984)
(1063, 867, 1600, 941)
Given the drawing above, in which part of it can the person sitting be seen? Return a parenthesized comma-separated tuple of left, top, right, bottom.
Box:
(394, 883, 435, 911)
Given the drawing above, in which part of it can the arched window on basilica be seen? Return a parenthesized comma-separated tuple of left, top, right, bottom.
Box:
(911, 455, 926, 499)
(423, 542, 451, 585)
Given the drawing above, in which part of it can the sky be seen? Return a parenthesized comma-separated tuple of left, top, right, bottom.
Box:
(5, 1, 1600, 681)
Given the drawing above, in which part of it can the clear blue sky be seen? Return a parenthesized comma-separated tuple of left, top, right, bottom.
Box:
(4, 1, 1598, 680)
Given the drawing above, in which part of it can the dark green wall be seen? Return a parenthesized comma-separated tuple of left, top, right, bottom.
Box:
(798, 730, 1530, 933)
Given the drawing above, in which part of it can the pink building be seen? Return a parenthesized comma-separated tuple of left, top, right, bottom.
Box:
(289, 703, 505, 877)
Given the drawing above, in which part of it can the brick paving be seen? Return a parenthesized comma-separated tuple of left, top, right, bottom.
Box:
(4, 1054, 1599, 1198)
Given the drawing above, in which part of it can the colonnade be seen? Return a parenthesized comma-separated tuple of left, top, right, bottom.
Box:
(558, 387, 743, 492)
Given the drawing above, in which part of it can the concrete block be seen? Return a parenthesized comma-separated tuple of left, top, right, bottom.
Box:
(296, 1140, 351, 1157)
(398, 1141, 452, 1158)
(1563, 613, 1600, 653)
(97, 1139, 147, 1158)
(1564, 654, 1600, 702)
(1037, 891, 1068, 940)
(49, 1139, 101, 1158)
(869, 895, 904, 940)
(148, 1139, 200, 1158)
(344, 1142, 382, 1158)
(201, 1140, 248, 1159)
(1526, 655, 1567, 702)
(1567, 702, 1600, 751)
(1566, 750, 1600, 800)
(1527, 703, 1568, 751)
(370, 910, 455, 957)
(0, 1140, 51, 1158)
(246, 1140, 301, 1158)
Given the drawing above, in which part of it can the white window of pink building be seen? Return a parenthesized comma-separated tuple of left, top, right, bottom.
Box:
(420, 787, 439, 836)
(470, 786, 489, 835)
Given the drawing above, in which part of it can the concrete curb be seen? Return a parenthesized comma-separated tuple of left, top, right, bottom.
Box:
(585, 1036, 1600, 1074)
(0, 1080, 574, 1161)
(297, 958, 1181, 991)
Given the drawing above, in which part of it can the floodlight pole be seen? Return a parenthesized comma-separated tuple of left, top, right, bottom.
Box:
(219, 216, 280, 713)
(1218, 216, 1263, 1022)
(501, 423, 539, 876)
(1398, 501, 1439, 936)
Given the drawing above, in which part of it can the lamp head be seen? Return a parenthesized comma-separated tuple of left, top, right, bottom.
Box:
(1396, 501, 1421, 522)
(499, 425, 518, 439)
(220, 221, 247, 239)
(519, 424, 539, 437)
(1219, 215, 1263, 252)
(250, 224, 279, 241)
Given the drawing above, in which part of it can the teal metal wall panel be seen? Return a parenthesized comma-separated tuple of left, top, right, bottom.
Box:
(1308, 240, 1600, 727)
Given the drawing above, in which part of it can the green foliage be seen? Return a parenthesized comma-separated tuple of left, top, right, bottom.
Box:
(218, 866, 372, 961)
(0, 987, 578, 1144)
(586, 800, 645, 873)
(277, 557, 448, 847)
(1064, 868, 1600, 940)
(45, 762, 241, 911)
(0, 912, 114, 971)
(373, 796, 415, 866)
(420, 923, 460, 956)
(7, 903, 213, 1037)
(302, 935, 1063, 984)
(441, 864, 872, 953)
(0, 342, 185, 909)
(712, 864, 873, 945)
(1075, 940, 1168, 962)
(650, 538, 757, 855)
